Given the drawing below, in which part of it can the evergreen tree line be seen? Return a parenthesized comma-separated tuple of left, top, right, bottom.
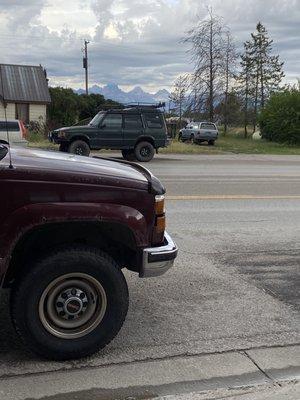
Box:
(170, 11, 290, 139)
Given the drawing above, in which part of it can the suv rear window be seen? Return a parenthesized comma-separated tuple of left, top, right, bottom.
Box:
(124, 114, 143, 129)
(144, 113, 163, 129)
(0, 121, 19, 131)
(201, 123, 216, 130)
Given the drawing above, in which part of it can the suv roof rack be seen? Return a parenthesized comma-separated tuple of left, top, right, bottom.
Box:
(124, 102, 166, 109)
(97, 102, 166, 113)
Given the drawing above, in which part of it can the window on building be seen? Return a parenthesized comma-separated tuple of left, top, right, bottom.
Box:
(15, 103, 29, 124)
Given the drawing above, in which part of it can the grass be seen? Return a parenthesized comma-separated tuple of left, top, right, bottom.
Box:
(162, 127, 300, 155)
(28, 128, 300, 156)
(28, 131, 58, 151)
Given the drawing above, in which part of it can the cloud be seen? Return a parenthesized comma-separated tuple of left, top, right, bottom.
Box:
(0, 0, 299, 90)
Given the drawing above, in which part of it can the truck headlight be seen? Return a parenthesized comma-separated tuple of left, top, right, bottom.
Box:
(57, 130, 66, 138)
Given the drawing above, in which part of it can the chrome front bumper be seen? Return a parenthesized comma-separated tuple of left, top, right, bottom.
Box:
(140, 232, 178, 278)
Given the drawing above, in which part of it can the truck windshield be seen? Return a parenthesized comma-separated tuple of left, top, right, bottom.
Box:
(89, 112, 105, 127)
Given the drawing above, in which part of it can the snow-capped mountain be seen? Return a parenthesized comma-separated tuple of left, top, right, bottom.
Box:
(74, 83, 170, 105)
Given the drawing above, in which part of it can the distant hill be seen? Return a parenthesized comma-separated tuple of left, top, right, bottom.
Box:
(74, 83, 170, 105)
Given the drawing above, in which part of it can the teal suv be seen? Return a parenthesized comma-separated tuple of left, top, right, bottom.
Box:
(49, 105, 169, 162)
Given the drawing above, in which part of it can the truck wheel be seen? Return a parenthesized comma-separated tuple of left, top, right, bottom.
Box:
(134, 141, 155, 162)
(121, 149, 136, 161)
(178, 133, 182, 142)
(68, 140, 90, 156)
(10, 247, 128, 361)
(190, 134, 195, 144)
(208, 140, 215, 146)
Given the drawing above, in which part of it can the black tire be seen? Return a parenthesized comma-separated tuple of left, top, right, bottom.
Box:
(121, 149, 136, 161)
(68, 140, 90, 156)
(10, 247, 129, 361)
(178, 133, 182, 142)
(134, 141, 155, 162)
(59, 143, 68, 152)
(190, 134, 195, 144)
(208, 140, 215, 146)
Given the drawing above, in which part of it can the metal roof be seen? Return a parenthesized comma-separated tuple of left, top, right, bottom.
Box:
(0, 64, 51, 104)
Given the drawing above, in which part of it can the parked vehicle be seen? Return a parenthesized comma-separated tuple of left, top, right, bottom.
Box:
(179, 122, 218, 145)
(0, 144, 178, 360)
(0, 119, 28, 146)
(49, 105, 169, 162)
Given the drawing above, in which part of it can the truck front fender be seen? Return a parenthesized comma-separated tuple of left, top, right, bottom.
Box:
(0, 202, 149, 279)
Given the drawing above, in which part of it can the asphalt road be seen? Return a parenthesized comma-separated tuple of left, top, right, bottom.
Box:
(0, 153, 299, 398)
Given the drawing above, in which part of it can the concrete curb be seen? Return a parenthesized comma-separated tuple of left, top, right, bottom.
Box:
(0, 344, 299, 400)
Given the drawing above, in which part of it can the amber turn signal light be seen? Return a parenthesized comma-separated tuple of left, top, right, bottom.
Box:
(155, 194, 165, 215)
(155, 216, 166, 233)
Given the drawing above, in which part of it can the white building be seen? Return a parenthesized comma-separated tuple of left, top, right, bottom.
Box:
(0, 64, 51, 124)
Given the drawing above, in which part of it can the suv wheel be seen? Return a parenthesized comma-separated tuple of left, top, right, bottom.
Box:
(11, 247, 129, 360)
(68, 140, 90, 156)
(134, 141, 155, 162)
(121, 149, 136, 161)
(190, 134, 195, 144)
(208, 140, 215, 146)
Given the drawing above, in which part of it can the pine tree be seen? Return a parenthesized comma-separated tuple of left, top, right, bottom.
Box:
(251, 22, 285, 130)
(238, 40, 255, 138)
(223, 30, 237, 135)
(238, 22, 285, 134)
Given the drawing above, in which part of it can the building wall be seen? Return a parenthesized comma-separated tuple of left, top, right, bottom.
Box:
(0, 103, 47, 123)
(0, 103, 15, 119)
(29, 104, 47, 123)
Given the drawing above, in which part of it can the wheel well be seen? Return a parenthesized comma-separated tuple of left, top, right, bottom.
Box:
(4, 221, 139, 287)
(69, 136, 90, 145)
(135, 136, 155, 148)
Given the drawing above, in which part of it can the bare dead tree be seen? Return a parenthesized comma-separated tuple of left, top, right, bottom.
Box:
(181, 74, 205, 119)
(169, 74, 189, 127)
(183, 8, 227, 122)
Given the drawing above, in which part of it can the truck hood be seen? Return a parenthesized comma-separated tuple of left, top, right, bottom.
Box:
(7, 147, 161, 192)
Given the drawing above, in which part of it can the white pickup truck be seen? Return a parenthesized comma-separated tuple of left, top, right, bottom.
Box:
(0, 119, 28, 146)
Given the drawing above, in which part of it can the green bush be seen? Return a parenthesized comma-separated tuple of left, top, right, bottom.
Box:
(259, 87, 300, 144)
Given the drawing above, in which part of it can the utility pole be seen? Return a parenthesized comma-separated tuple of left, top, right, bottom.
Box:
(83, 40, 89, 95)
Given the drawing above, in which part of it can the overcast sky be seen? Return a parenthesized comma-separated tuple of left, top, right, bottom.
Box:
(0, 0, 299, 92)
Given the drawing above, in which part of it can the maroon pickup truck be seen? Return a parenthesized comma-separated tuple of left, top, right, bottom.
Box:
(0, 144, 177, 360)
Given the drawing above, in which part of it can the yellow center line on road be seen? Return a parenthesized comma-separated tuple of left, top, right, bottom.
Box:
(166, 195, 300, 201)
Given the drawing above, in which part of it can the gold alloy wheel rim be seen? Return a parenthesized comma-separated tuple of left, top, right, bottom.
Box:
(39, 273, 107, 339)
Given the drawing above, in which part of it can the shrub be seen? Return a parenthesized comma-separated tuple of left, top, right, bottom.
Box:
(259, 87, 300, 144)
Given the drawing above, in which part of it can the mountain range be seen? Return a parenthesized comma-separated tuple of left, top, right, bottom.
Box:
(75, 83, 171, 105)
